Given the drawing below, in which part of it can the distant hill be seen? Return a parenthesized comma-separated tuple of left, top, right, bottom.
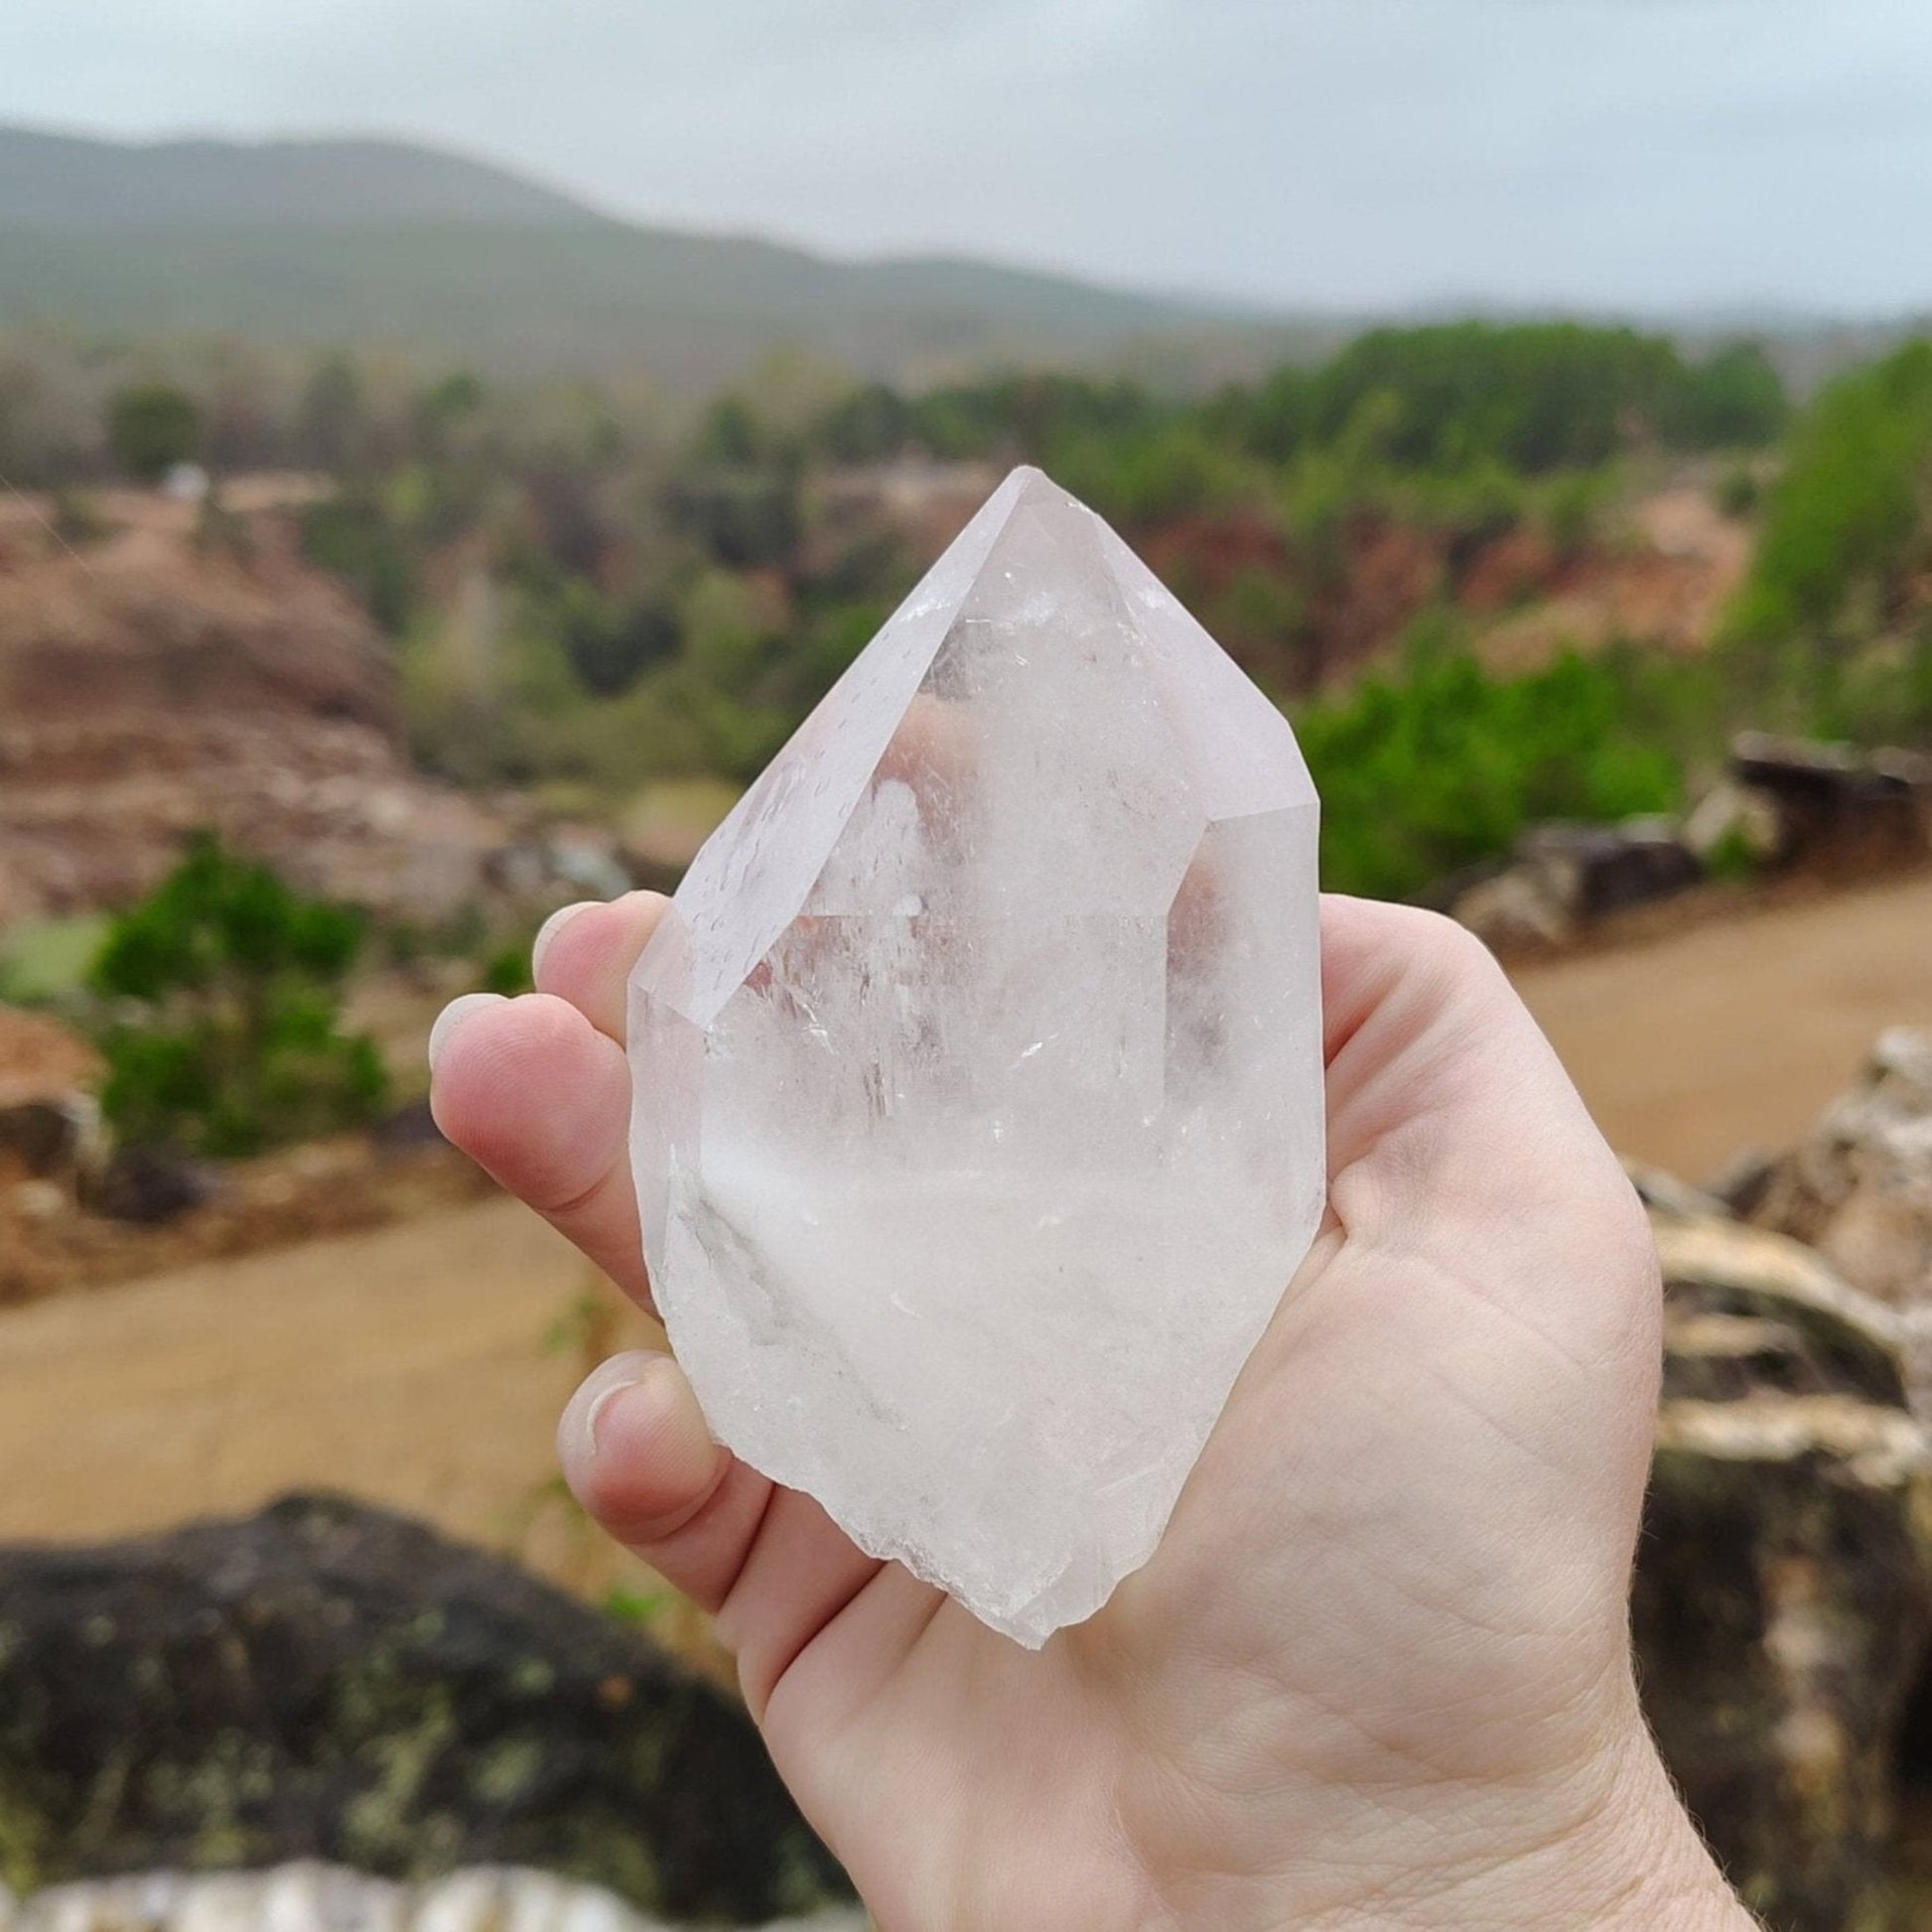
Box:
(0, 125, 602, 229)
(0, 124, 1325, 389)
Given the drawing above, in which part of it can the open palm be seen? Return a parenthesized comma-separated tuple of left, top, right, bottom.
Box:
(431, 892, 1745, 1931)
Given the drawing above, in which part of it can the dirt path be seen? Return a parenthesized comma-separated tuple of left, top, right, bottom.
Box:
(1515, 871, 1932, 1181)
(1, 877, 1926, 1563)
(0, 1197, 653, 1583)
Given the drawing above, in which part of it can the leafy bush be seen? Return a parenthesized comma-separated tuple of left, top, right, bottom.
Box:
(1298, 620, 1689, 900)
(1716, 465, 1761, 520)
(301, 490, 417, 634)
(106, 381, 201, 483)
(1726, 342, 1932, 647)
(559, 585, 682, 698)
(88, 835, 386, 1157)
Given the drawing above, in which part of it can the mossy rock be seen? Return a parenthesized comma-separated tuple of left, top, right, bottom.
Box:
(0, 1494, 846, 1919)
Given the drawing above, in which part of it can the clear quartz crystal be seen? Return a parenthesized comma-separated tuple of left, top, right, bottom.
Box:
(628, 467, 1324, 1646)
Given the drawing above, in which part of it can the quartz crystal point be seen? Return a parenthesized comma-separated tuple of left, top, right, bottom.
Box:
(628, 468, 1324, 1646)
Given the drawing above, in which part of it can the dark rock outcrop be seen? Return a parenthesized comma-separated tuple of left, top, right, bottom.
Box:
(0, 1495, 847, 1921)
(1637, 1210, 1932, 1932)
(1449, 816, 1703, 951)
(1729, 733, 1932, 875)
(1753, 1028, 1932, 1320)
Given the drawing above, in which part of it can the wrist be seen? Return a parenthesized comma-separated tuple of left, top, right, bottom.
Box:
(1297, 1689, 1754, 1932)
(1483, 1720, 1752, 1931)
(1419, 1714, 1748, 1931)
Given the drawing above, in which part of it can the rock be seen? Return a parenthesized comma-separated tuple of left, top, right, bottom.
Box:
(1449, 865, 1573, 952)
(1654, 1213, 1911, 1409)
(1449, 817, 1702, 950)
(1753, 1028, 1932, 1317)
(7, 1179, 68, 1224)
(79, 1145, 215, 1225)
(369, 1099, 449, 1155)
(0, 1496, 847, 1921)
(1730, 732, 1932, 874)
(0, 1098, 99, 1184)
(0, 1010, 102, 1186)
(1683, 778, 1783, 870)
(1513, 816, 1703, 921)
(1637, 1210, 1932, 1931)
(1710, 1146, 1778, 1220)
(6, 1862, 871, 1932)
(1625, 1159, 1729, 1222)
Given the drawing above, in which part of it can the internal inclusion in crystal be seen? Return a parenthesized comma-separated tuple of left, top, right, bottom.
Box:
(629, 467, 1324, 1646)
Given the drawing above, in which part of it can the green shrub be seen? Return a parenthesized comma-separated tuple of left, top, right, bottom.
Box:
(301, 491, 417, 634)
(106, 381, 201, 483)
(1716, 466, 1761, 520)
(89, 835, 387, 1157)
(1297, 620, 1688, 900)
(1726, 342, 1932, 646)
(559, 585, 682, 698)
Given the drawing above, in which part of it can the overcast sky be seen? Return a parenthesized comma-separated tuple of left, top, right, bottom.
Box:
(3, 0, 1929, 316)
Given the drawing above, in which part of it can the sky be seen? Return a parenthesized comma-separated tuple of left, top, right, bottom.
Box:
(3, 0, 1931, 317)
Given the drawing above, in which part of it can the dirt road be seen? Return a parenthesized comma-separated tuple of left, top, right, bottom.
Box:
(1, 876, 1926, 1564)
(0, 1197, 653, 1584)
(1517, 872, 1932, 1180)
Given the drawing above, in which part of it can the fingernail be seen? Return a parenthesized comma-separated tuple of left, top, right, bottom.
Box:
(427, 992, 505, 1073)
(584, 1377, 641, 1460)
(532, 900, 599, 978)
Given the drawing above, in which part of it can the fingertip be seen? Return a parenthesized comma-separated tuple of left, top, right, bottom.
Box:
(561, 1352, 728, 1544)
(426, 992, 507, 1075)
(531, 900, 599, 979)
(534, 890, 672, 1037)
(429, 992, 629, 1186)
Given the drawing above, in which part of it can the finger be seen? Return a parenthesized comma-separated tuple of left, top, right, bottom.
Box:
(1315, 896, 1642, 1275)
(1317, 894, 1508, 1064)
(430, 992, 647, 1301)
(560, 1353, 773, 1612)
(716, 1490, 885, 1722)
(534, 891, 670, 1043)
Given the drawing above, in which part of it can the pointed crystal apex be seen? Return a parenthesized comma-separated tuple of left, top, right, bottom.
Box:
(630, 468, 1324, 1645)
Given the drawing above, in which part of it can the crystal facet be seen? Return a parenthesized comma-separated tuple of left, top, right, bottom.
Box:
(628, 468, 1324, 1646)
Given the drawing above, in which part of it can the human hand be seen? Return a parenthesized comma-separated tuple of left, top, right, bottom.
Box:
(430, 892, 1752, 1931)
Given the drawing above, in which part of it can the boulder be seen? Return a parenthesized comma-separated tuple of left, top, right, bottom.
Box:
(1753, 1028, 1932, 1320)
(1683, 778, 1784, 871)
(1448, 865, 1574, 952)
(1625, 1158, 1730, 1224)
(0, 1097, 98, 1184)
(1449, 817, 1702, 950)
(1515, 816, 1704, 920)
(1637, 1211, 1932, 1931)
(0, 1496, 847, 1922)
(0, 1009, 102, 1185)
(1729, 733, 1932, 874)
(78, 1144, 215, 1225)
(5, 1863, 869, 1932)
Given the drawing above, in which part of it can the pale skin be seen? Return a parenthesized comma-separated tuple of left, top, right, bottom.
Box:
(429, 891, 1757, 1932)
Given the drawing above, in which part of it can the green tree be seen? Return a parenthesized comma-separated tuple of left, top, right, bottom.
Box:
(106, 381, 202, 484)
(300, 490, 417, 634)
(299, 353, 369, 475)
(1296, 618, 1687, 900)
(560, 585, 683, 697)
(89, 835, 387, 1157)
(1726, 341, 1932, 645)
